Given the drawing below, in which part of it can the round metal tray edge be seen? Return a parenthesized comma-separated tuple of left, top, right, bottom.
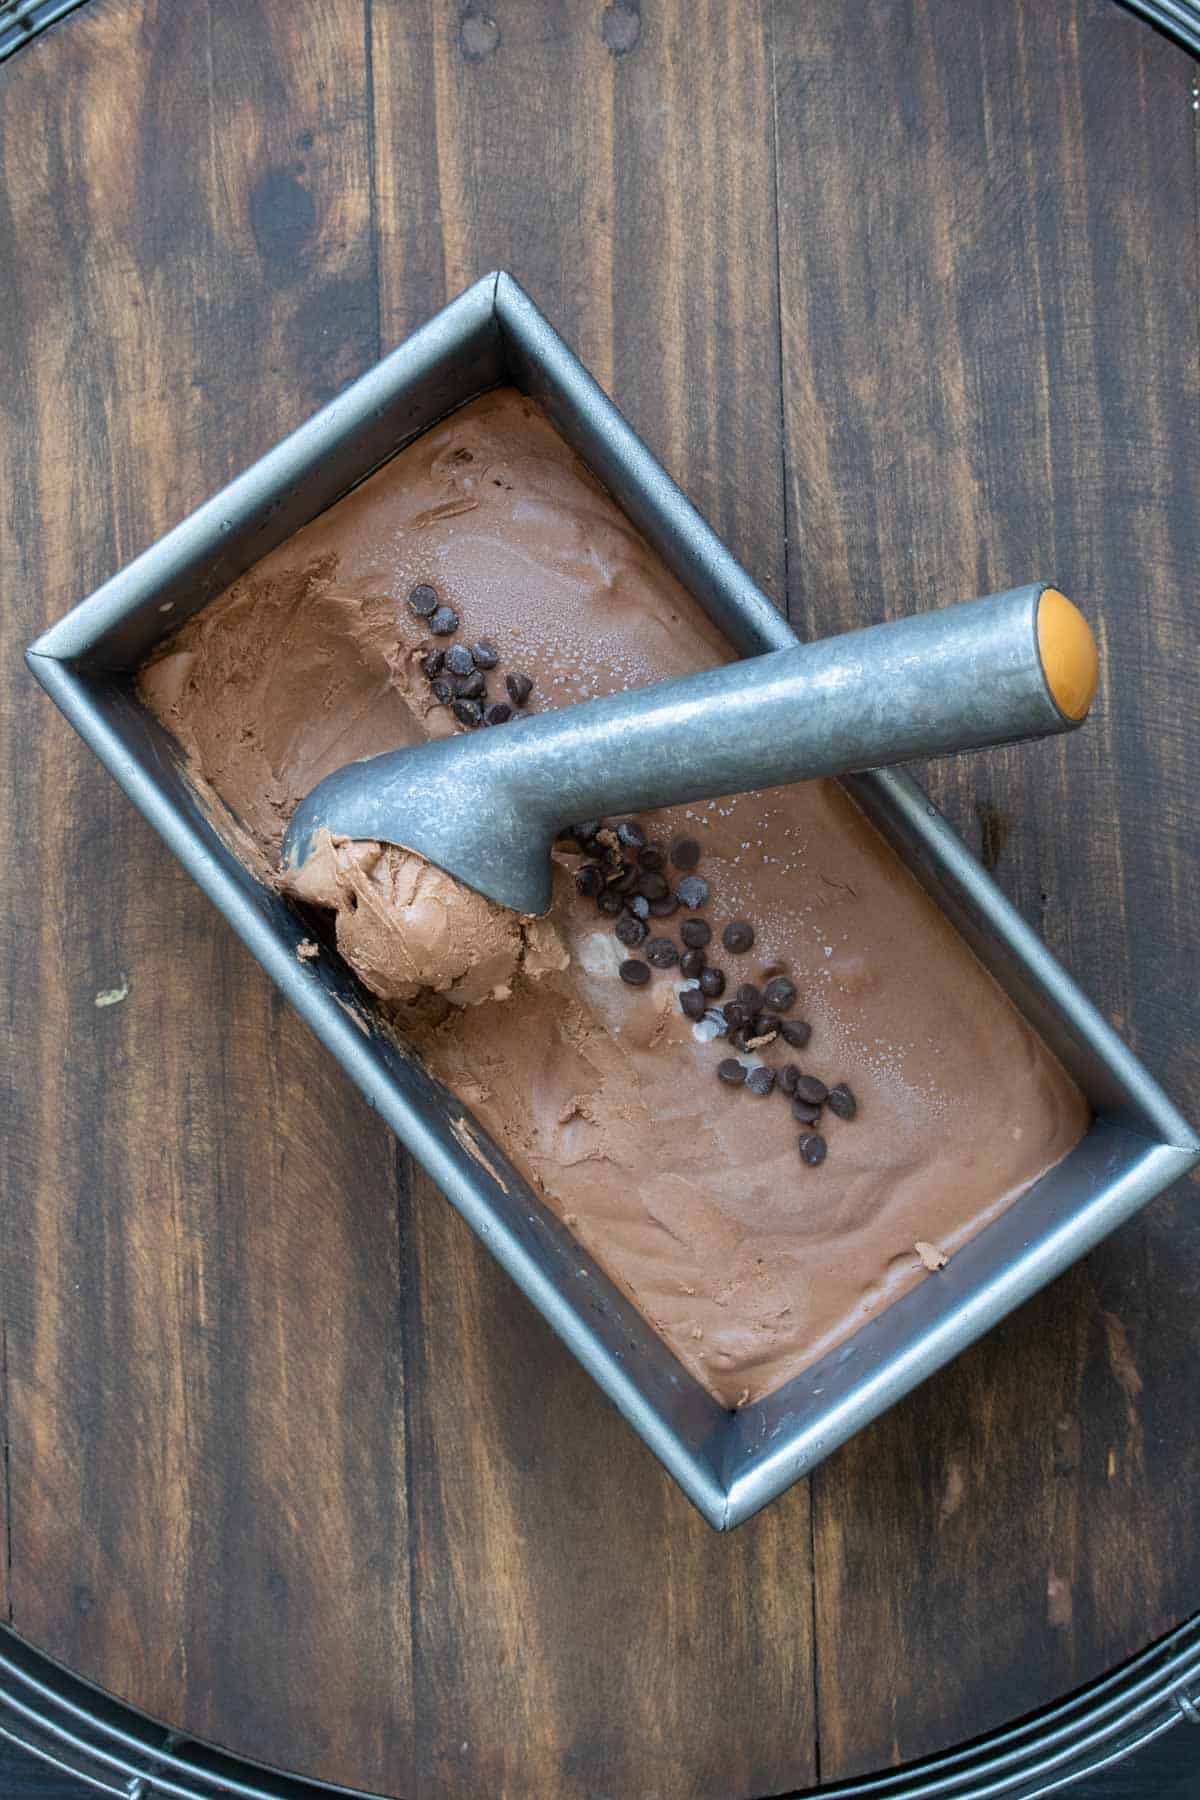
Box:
(1, 1614, 1198, 1798)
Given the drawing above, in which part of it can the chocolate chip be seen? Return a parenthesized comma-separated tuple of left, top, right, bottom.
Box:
(680, 986, 707, 1021)
(717, 1058, 747, 1087)
(704, 1007, 729, 1033)
(648, 894, 679, 918)
(430, 605, 460, 635)
(470, 638, 500, 669)
(444, 643, 475, 676)
(722, 920, 754, 953)
(616, 913, 648, 947)
(754, 1012, 781, 1038)
(431, 677, 455, 705)
(420, 648, 444, 678)
(616, 821, 646, 851)
(798, 1132, 827, 1166)
(722, 1001, 749, 1029)
(597, 890, 625, 916)
(637, 845, 665, 871)
(607, 864, 639, 896)
(699, 967, 726, 999)
(637, 869, 670, 901)
(452, 697, 482, 727)
(506, 671, 534, 707)
(677, 875, 710, 909)
(827, 1082, 858, 1121)
(791, 1098, 822, 1124)
(408, 583, 439, 617)
(679, 918, 711, 949)
(619, 958, 651, 987)
(736, 983, 763, 1012)
(670, 837, 701, 870)
(679, 948, 707, 979)
(779, 1065, 801, 1096)
(570, 820, 601, 844)
(780, 1018, 812, 1050)
(484, 702, 513, 726)
(727, 1025, 752, 1051)
(628, 895, 650, 920)
(794, 1075, 828, 1106)
(763, 976, 797, 1013)
(746, 1066, 776, 1097)
(455, 670, 486, 700)
(576, 865, 605, 898)
(645, 936, 679, 969)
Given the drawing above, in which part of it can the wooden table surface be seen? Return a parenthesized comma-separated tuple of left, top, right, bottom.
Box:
(2, 2, 1198, 1796)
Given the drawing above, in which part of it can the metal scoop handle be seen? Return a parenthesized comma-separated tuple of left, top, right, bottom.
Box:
(282, 583, 1097, 916)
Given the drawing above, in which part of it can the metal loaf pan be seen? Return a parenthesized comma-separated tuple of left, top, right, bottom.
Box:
(27, 273, 1199, 1529)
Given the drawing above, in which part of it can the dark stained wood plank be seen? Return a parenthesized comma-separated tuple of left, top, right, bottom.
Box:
(371, 4, 808, 1796)
(375, 0, 788, 605)
(0, 2, 415, 1791)
(772, 0, 1200, 1777)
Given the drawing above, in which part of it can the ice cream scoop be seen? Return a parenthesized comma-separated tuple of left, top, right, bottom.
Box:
(281, 583, 1098, 916)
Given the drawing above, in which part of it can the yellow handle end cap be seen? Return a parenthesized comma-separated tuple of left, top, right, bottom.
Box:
(1037, 588, 1098, 721)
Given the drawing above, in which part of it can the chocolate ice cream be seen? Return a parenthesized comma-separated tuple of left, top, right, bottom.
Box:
(285, 832, 567, 1007)
(141, 388, 1088, 1407)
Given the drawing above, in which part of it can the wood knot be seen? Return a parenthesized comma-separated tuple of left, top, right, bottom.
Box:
(249, 168, 316, 277)
(601, 2, 640, 55)
(460, 8, 500, 59)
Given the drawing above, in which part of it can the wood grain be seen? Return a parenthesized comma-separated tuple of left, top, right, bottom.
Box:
(772, 0, 1200, 1777)
(0, 0, 1197, 1795)
(374, 0, 788, 599)
(0, 1, 412, 1788)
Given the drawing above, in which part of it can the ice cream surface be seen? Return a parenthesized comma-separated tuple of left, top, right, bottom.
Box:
(140, 387, 1089, 1407)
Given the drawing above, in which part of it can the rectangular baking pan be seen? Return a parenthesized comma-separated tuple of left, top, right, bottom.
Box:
(27, 273, 1199, 1529)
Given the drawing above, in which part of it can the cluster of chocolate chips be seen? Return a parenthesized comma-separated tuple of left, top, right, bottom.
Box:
(562, 815, 858, 1167)
(409, 583, 535, 727)
(561, 820, 708, 933)
(716, 1054, 857, 1165)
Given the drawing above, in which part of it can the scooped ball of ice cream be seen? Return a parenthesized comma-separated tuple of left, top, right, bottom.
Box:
(281, 831, 567, 1007)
